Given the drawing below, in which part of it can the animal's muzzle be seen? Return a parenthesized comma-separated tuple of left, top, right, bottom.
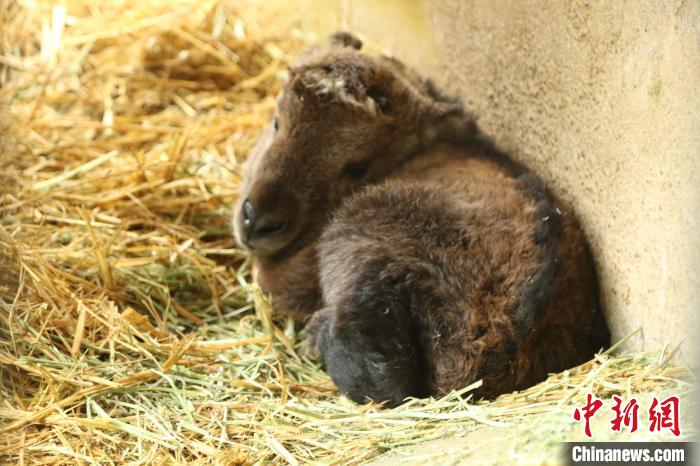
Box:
(240, 198, 287, 242)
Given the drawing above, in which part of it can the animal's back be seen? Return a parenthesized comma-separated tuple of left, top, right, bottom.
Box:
(314, 144, 608, 402)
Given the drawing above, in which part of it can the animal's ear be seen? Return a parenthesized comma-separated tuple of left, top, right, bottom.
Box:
(357, 60, 420, 117)
(361, 60, 478, 141)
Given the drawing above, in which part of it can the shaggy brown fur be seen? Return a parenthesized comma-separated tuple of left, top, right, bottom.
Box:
(232, 33, 609, 406)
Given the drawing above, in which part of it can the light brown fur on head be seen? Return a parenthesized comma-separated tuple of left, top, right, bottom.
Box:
(232, 33, 475, 261)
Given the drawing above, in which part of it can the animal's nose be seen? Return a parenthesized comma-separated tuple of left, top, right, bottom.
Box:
(242, 199, 255, 226)
(241, 198, 287, 241)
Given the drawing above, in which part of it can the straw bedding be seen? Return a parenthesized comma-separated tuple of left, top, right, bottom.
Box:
(0, 1, 694, 464)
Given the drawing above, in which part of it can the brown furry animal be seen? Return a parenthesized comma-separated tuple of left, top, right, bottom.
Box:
(232, 33, 609, 406)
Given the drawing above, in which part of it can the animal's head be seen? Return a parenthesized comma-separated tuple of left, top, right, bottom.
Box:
(233, 32, 475, 258)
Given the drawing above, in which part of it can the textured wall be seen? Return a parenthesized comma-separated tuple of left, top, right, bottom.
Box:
(302, 0, 700, 362)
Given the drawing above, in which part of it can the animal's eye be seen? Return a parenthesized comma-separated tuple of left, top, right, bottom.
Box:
(273, 116, 279, 132)
(342, 160, 370, 180)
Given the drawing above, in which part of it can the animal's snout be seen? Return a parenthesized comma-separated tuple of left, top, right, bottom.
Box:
(240, 198, 288, 242)
(234, 177, 304, 256)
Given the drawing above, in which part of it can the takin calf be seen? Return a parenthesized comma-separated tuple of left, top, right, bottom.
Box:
(232, 33, 609, 407)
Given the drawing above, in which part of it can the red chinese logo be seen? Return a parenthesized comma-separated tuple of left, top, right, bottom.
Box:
(649, 396, 680, 437)
(573, 394, 681, 437)
(610, 395, 639, 433)
(573, 393, 603, 437)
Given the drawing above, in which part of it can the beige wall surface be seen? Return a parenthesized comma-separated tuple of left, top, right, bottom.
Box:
(302, 0, 700, 363)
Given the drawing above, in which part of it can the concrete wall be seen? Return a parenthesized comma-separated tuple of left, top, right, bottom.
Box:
(301, 0, 700, 362)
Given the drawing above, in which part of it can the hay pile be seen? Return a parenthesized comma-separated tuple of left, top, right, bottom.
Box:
(0, 1, 694, 464)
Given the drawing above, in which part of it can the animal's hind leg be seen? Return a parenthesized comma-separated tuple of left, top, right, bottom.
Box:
(306, 291, 427, 407)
